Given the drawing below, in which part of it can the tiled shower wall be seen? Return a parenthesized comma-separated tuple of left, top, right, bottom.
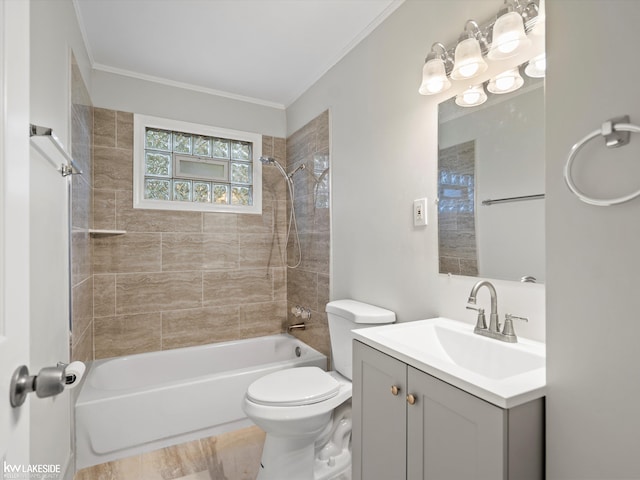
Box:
(89, 109, 289, 359)
(285, 111, 331, 358)
(71, 106, 330, 362)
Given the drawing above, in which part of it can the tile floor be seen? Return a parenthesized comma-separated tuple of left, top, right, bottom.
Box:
(74, 426, 265, 480)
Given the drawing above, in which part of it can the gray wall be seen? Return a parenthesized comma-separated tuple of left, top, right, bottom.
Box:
(546, 1, 640, 477)
(289, 0, 640, 474)
(287, 0, 545, 343)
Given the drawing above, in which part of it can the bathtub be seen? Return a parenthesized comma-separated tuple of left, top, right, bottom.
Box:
(75, 334, 327, 469)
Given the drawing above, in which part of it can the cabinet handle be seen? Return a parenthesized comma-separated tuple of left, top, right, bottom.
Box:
(390, 385, 400, 396)
(407, 394, 416, 405)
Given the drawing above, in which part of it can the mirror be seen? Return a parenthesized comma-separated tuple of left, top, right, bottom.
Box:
(438, 70, 544, 283)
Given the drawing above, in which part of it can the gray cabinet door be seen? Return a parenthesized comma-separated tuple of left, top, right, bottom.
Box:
(407, 366, 507, 480)
(353, 341, 407, 480)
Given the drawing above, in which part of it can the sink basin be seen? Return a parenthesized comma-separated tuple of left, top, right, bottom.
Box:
(352, 317, 545, 408)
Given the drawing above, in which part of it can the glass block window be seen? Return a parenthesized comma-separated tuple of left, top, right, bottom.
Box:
(134, 114, 262, 214)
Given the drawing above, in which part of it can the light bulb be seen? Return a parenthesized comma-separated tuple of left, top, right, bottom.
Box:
(455, 84, 487, 107)
(464, 91, 481, 104)
(425, 79, 445, 94)
(488, 68, 524, 94)
(497, 31, 521, 54)
(451, 37, 487, 80)
(488, 11, 531, 60)
(524, 53, 546, 78)
(418, 58, 451, 95)
(496, 75, 515, 91)
(459, 63, 479, 78)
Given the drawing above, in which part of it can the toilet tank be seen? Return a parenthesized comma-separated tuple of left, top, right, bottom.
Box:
(325, 299, 396, 380)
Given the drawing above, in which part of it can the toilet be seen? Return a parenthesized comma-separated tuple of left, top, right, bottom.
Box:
(242, 299, 396, 480)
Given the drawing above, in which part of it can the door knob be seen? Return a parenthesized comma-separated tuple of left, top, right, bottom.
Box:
(9, 363, 79, 408)
(407, 394, 416, 405)
(390, 385, 400, 396)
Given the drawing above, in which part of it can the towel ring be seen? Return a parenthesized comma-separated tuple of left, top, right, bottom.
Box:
(564, 119, 640, 206)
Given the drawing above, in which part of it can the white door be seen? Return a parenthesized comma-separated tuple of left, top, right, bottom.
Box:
(0, 0, 32, 470)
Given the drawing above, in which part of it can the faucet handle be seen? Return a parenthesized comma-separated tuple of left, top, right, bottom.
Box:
(466, 305, 487, 330)
(502, 313, 528, 337)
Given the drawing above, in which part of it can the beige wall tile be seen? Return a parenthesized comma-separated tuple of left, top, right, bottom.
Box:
(273, 137, 286, 165)
(116, 271, 203, 315)
(116, 111, 134, 150)
(93, 188, 116, 231)
(239, 233, 278, 269)
(71, 229, 91, 287)
(239, 301, 286, 337)
(162, 306, 240, 350)
(287, 268, 318, 311)
(316, 110, 330, 151)
(162, 233, 239, 271)
(93, 146, 133, 190)
(94, 274, 116, 318)
(237, 202, 274, 235)
(261, 135, 274, 157)
(272, 267, 287, 302)
(203, 269, 273, 307)
(202, 212, 237, 235)
(94, 313, 162, 359)
(287, 121, 316, 166)
(93, 107, 116, 148)
(71, 174, 91, 229)
(116, 190, 202, 233)
(93, 233, 162, 274)
(293, 232, 330, 275)
(318, 273, 330, 311)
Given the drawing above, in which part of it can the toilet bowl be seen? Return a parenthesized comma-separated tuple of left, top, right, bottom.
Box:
(242, 299, 396, 480)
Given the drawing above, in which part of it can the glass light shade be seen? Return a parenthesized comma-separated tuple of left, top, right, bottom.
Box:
(487, 68, 524, 94)
(525, 53, 546, 78)
(451, 38, 488, 80)
(455, 84, 487, 107)
(418, 58, 451, 95)
(488, 11, 531, 60)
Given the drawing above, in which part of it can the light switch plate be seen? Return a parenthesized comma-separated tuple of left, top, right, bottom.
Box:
(413, 198, 427, 226)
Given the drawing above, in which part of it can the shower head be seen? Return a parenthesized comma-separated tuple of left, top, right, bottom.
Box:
(259, 156, 276, 165)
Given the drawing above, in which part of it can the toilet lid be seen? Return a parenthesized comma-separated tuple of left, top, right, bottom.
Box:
(247, 367, 340, 406)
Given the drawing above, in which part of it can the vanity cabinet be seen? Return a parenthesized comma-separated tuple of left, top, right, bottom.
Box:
(352, 340, 544, 480)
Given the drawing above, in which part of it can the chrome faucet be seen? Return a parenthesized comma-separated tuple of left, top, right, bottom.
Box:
(466, 280, 528, 343)
(467, 280, 500, 333)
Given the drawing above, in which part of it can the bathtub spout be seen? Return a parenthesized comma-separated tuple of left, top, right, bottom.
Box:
(288, 323, 306, 332)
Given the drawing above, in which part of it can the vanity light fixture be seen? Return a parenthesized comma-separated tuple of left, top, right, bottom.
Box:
(450, 21, 489, 80)
(418, 0, 543, 103)
(455, 84, 488, 108)
(418, 43, 453, 95)
(487, 67, 524, 94)
(524, 53, 546, 78)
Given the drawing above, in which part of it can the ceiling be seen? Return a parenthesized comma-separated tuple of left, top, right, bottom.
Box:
(73, 0, 403, 109)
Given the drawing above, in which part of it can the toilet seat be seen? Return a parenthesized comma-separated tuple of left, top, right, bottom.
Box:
(247, 367, 340, 407)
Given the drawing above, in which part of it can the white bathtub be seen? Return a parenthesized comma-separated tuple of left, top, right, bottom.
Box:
(75, 334, 327, 469)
